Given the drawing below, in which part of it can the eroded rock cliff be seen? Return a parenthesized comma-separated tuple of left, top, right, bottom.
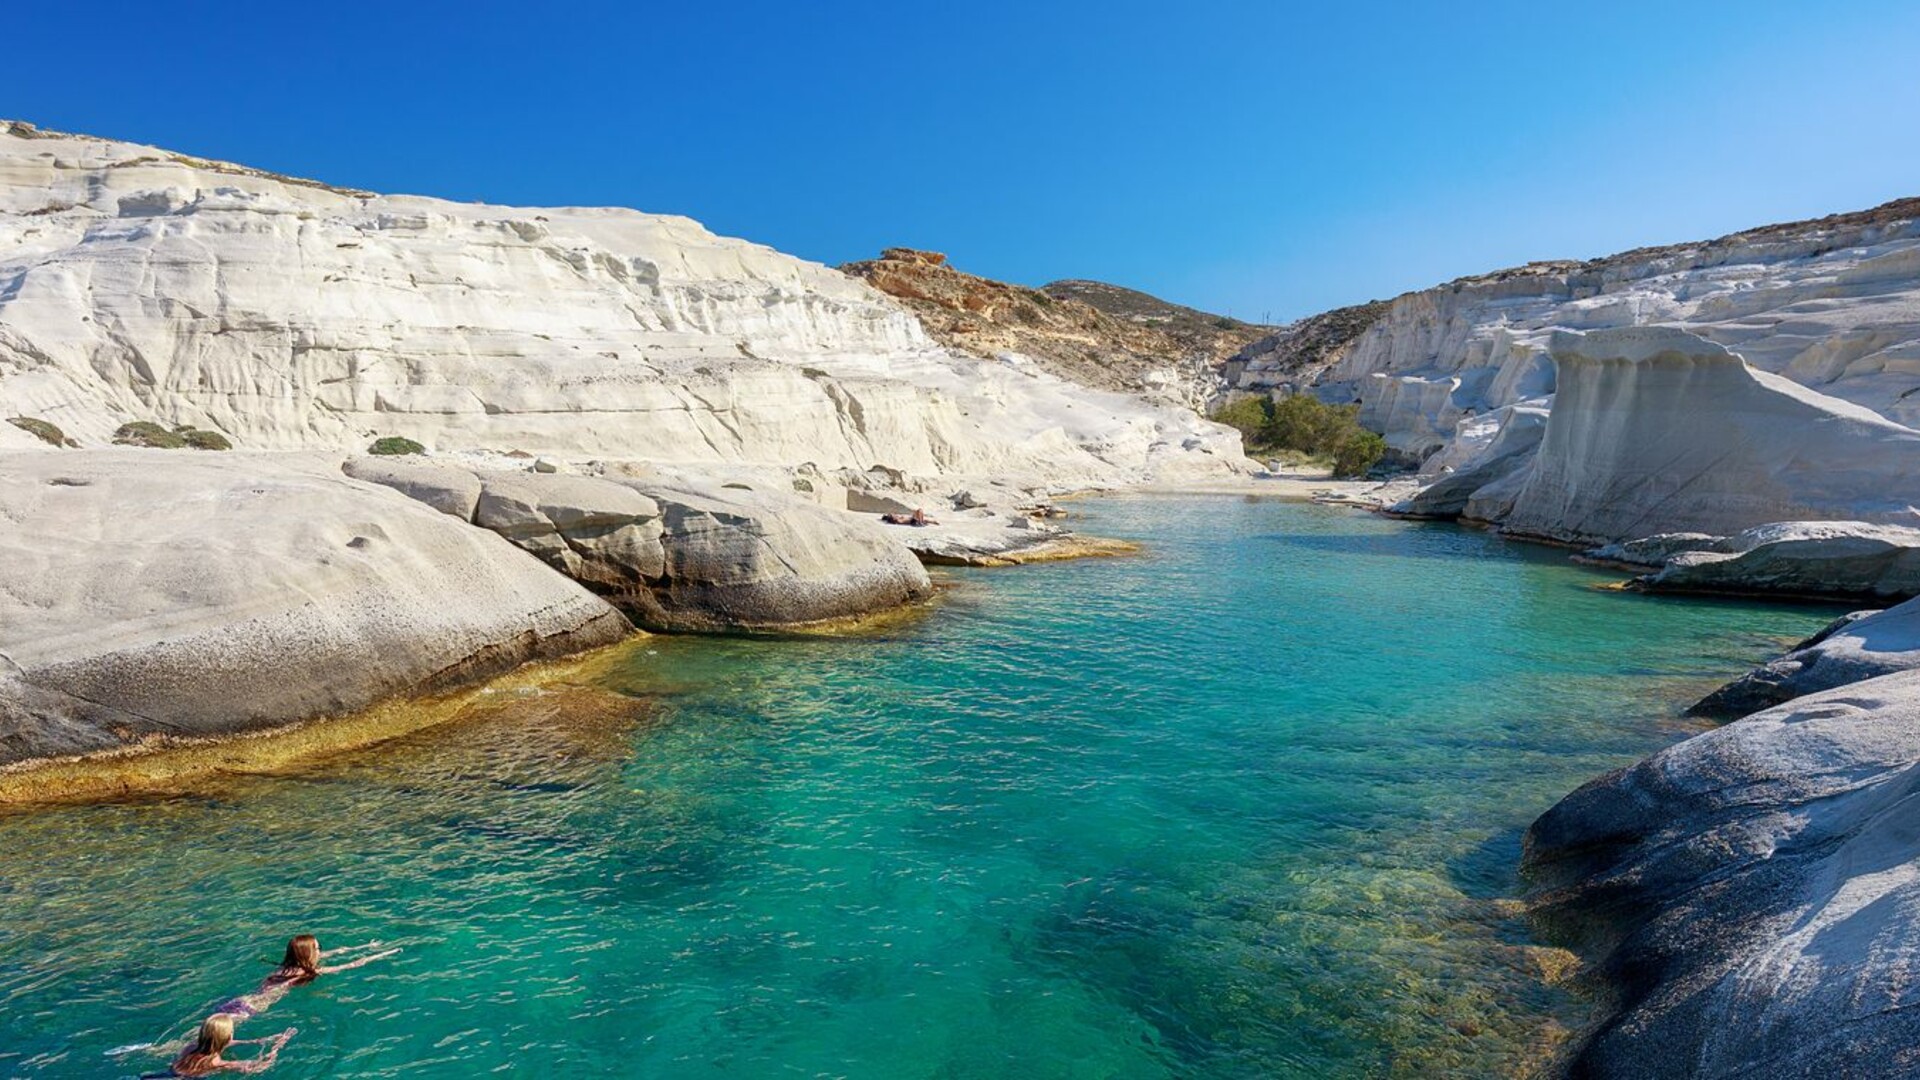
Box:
(842, 247, 1267, 411)
(1231, 197, 1920, 463)
(0, 121, 1248, 488)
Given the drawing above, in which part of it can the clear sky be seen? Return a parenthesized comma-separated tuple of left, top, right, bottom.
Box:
(11, 1, 1920, 320)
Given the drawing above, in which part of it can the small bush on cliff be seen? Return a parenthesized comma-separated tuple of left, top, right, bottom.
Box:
(369, 436, 427, 456)
(181, 428, 232, 451)
(7, 416, 73, 447)
(114, 421, 188, 449)
(113, 420, 233, 450)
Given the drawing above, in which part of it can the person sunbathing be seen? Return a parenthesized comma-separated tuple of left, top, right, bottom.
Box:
(145, 1014, 294, 1077)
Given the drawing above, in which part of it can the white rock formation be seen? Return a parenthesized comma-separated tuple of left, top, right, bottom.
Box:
(1526, 668, 1920, 1079)
(1692, 599, 1920, 718)
(0, 450, 630, 766)
(1230, 198, 1920, 462)
(1391, 402, 1547, 519)
(1633, 521, 1920, 599)
(346, 456, 932, 631)
(1495, 328, 1920, 543)
(0, 120, 1248, 487)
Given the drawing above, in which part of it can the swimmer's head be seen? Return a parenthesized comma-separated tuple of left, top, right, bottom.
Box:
(280, 934, 321, 979)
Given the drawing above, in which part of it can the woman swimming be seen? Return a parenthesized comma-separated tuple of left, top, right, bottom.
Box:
(218, 934, 400, 1017)
(143, 1014, 294, 1077)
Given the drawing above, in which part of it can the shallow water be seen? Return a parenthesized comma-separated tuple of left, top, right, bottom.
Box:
(0, 497, 1840, 1078)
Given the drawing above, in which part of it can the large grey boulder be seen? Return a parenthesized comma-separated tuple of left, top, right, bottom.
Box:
(634, 482, 933, 632)
(1637, 520, 1920, 599)
(346, 458, 932, 632)
(1692, 598, 1920, 718)
(1525, 670, 1920, 1079)
(0, 451, 631, 768)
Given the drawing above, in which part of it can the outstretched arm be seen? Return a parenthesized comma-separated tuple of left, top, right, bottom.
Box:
(321, 940, 386, 958)
(318, 947, 400, 974)
(223, 1029, 294, 1074)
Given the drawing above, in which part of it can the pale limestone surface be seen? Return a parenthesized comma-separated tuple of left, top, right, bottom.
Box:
(1232, 202, 1920, 461)
(344, 457, 932, 631)
(1527, 669, 1920, 1079)
(0, 121, 1248, 488)
(1496, 329, 1920, 544)
(0, 450, 630, 766)
(1638, 521, 1920, 599)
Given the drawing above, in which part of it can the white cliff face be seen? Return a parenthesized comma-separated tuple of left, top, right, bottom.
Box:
(1494, 328, 1920, 543)
(1232, 200, 1920, 461)
(0, 121, 1246, 486)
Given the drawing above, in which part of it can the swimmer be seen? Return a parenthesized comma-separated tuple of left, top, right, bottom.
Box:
(143, 1014, 293, 1077)
(219, 934, 401, 1018)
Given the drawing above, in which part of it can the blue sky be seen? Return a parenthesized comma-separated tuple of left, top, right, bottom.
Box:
(11, 1, 1920, 320)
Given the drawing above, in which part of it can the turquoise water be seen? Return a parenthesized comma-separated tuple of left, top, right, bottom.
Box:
(0, 497, 1839, 1078)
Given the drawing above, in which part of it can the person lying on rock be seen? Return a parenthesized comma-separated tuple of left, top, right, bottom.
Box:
(144, 1014, 295, 1077)
(217, 934, 401, 1019)
(880, 508, 938, 526)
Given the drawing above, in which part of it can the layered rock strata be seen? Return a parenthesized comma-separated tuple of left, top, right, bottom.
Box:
(0, 121, 1248, 488)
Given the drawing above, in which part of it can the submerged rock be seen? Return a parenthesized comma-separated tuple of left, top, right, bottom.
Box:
(347, 457, 931, 632)
(0, 451, 630, 768)
(1526, 669, 1920, 1079)
(1692, 598, 1920, 718)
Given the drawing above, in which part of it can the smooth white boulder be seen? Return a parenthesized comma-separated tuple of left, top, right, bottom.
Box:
(1498, 328, 1920, 543)
(1391, 402, 1547, 518)
(0, 450, 630, 767)
(1693, 598, 1920, 718)
(1526, 669, 1920, 1079)
(346, 457, 932, 631)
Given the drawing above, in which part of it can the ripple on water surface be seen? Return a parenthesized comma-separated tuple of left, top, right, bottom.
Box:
(0, 497, 1842, 1078)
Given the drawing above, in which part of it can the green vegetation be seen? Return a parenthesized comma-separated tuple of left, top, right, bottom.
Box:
(7, 416, 72, 447)
(368, 435, 427, 456)
(112, 420, 233, 450)
(181, 428, 232, 451)
(1210, 394, 1387, 478)
(1210, 397, 1269, 443)
(114, 421, 187, 448)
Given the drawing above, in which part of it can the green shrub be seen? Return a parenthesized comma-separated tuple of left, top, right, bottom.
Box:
(1215, 394, 1387, 478)
(113, 420, 233, 450)
(1209, 396, 1270, 442)
(182, 428, 232, 451)
(1329, 429, 1387, 478)
(368, 436, 427, 456)
(1263, 395, 1360, 454)
(7, 416, 70, 447)
(114, 420, 188, 449)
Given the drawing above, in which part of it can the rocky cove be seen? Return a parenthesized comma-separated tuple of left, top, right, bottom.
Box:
(6, 117, 1920, 1077)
